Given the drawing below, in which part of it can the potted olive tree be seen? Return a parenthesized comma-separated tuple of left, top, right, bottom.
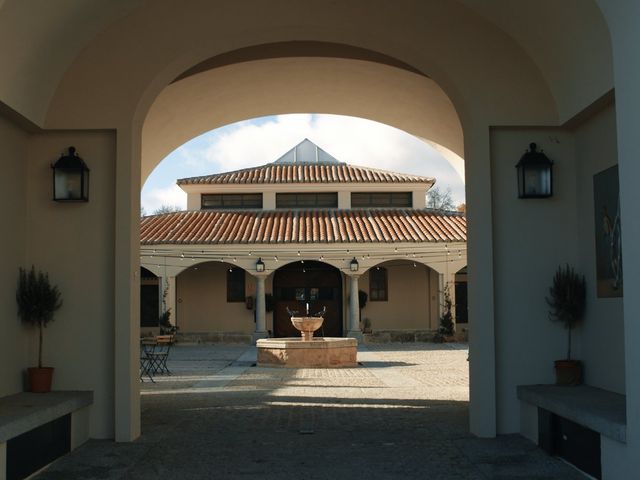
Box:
(546, 264, 586, 385)
(16, 266, 63, 393)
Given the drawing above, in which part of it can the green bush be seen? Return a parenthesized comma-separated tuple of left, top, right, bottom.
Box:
(16, 266, 62, 368)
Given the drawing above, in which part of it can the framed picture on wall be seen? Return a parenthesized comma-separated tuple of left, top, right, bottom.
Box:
(593, 165, 623, 297)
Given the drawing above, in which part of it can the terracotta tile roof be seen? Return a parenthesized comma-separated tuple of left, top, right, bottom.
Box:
(177, 163, 435, 186)
(140, 209, 466, 245)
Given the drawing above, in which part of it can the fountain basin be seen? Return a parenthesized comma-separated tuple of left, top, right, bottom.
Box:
(257, 337, 357, 368)
(290, 316, 324, 341)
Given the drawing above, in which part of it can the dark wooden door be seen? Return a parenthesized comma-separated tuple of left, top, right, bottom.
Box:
(273, 261, 343, 337)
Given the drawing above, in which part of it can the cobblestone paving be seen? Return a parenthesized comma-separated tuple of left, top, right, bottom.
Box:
(35, 343, 586, 480)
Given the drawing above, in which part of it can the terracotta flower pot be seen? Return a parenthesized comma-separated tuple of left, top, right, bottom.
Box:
(28, 367, 54, 393)
(554, 360, 582, 386)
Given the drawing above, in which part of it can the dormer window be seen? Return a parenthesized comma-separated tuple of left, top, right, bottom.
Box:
(201, 193, 262, 209)
(276, 192, 338, 208)
(351, 192, 412, 208)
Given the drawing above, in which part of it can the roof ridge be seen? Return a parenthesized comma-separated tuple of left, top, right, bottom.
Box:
(177, 163, 269, 184)
(345, 163, 435, 182)
(177, 162, 436, 185)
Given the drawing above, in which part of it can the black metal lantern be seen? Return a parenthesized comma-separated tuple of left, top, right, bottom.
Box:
(52, 146, 90, 202)
(256, 257, 265, 272)
(350, 257, 359, 272)
(516, 143, 553, 198)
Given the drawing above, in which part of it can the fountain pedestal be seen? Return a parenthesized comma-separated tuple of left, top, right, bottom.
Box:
(257, 315, 358, 368)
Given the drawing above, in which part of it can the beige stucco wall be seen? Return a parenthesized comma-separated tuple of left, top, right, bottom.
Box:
(0, 115, 29, 397)
(355, 262, 436, 331)
(490, 102, 625, 435)
(176, 264, 269, 334)
(490, 127, 578, 434)
(574, 103, 624, 394)
(25, 131, 117, 439)
(175, 261, 439, 334)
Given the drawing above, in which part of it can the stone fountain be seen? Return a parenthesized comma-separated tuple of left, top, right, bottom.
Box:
(257, 304, 357, 368)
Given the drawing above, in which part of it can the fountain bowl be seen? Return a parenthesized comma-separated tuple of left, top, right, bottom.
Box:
(290, 316, 324, 341)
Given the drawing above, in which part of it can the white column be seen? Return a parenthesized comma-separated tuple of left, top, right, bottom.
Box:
(159, 275, 176, 325)
(253, 275, 268, 342)
(167, 276, 176, 325)
(114, 127, 140, 442)
(597, 3, 640, 472)
(347, 274, 362, 339)
(445, 272, 456, 326)
(438, 273, 445, 319)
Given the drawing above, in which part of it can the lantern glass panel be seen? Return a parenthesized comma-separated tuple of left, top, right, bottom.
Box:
(55, 168, 83, 200)
(522, 164, 551, 197)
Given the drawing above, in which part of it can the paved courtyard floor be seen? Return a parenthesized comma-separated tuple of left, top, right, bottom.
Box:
(35, 343, 586, 479)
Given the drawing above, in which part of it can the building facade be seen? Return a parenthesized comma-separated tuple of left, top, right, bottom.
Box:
(140, 140, 467, 341)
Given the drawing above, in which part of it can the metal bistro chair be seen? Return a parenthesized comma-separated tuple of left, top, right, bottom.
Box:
(140, 338, 157, 383)
(146, 335, 173, 376)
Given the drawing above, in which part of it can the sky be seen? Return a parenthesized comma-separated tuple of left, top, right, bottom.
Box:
(141, 114, 465, 214)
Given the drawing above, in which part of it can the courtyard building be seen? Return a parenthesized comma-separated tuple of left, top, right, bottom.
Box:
(140, 139, 467, 342)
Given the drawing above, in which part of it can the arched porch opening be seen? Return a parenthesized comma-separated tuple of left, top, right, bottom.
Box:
(272, 260, 343, 338)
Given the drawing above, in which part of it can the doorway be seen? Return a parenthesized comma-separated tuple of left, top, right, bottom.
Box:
(272, 261, 343, 337)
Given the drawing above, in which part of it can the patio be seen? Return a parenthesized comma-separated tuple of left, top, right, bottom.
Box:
(34, 344, 586, 479)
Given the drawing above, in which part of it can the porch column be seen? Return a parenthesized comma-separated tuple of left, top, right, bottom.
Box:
(160, 275, 177, 326)
(446, 273, 456, 326)
(438, 273, 445, 319)
(167, 276, 176, 325)
(347, 274, 362, 339)
(253, 274, 268, 342)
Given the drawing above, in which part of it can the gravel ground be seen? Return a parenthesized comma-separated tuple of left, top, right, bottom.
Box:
(35, 343, 586, 480)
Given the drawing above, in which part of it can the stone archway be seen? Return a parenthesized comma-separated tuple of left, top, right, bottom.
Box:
(7, 0, 619, 448)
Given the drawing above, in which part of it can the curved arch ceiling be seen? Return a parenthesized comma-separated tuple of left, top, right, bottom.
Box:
(141, 56, 465, 183)
(0, 1, 611, 131)
(456, 0, 612, 120)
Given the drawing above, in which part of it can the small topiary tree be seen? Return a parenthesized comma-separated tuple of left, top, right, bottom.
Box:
(16, 266, 63, 368)
(546, 264, 586, 360)
(434, 285, 455, 343)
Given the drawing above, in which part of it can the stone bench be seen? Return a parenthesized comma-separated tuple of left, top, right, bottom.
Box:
(518, 384, 626, 479)
(0, 391, 93, 480)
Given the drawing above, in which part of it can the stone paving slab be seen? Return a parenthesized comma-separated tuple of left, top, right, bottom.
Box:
(34, 343, 586, 479)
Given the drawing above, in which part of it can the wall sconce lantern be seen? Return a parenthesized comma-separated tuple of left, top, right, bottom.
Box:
(52, 146, 90, 202)
(256, 257, 265, 272)
(516, 143, 553, 198)
(350, 257, 359, 272)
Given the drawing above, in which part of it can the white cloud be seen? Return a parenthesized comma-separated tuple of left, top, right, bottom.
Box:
(204, 114, 316, 171)
(141, 114, 466, 212)
(141, 184, 187, 214)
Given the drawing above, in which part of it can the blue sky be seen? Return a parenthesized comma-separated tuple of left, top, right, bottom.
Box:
(141, 114, 465, 213)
